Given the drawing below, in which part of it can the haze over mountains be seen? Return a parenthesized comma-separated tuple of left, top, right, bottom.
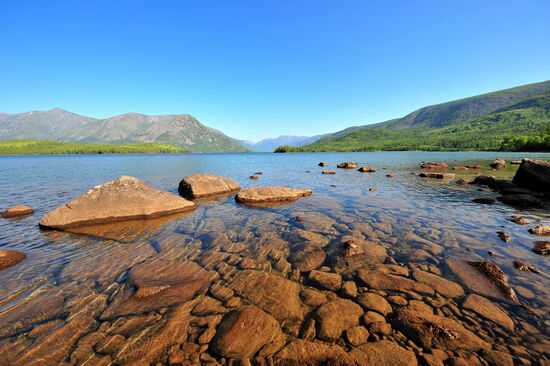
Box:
(237, 135, 325, 152)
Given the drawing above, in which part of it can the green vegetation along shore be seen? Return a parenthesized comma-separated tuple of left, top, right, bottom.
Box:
(276, 82, 550, 153)
(0, 140, 189, 155)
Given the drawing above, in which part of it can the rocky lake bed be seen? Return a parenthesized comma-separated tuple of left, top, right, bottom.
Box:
(0, 152, 549, 366)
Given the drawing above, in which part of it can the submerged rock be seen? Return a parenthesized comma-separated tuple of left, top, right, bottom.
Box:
(412, 269, 464, 298)
(497, 231, 511, 242)
(356, 292, 392, 315)
(235, 186, 312, 204)
(463, 294, 514, 330)
(315, 298, 364, 341)
(40, 176, 195, 229)
(249, 175, 259, 180)
(229, 270, 304, 322)
(349, 340, 418, 366)
(308, 270, 342, 291)
(468, 261, 517, 301)
(275, 339, 355, 366)
(291, 245, 326, 272)
(512, 159, 550, 192)
(1, 205, 34, 218)
(0, 249, 26, 271)
(178, 173, 240, 198)
(357, 268, 434, 295)
(358, 166, 376, 173)
(337, 162, 357, 169)
(420, 162, 448, 170)
(101, 259, 216, 318)
(393, 309, 490, 351)
(211, 305, 285, 359)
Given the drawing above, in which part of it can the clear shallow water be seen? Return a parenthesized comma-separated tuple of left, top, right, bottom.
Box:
(0, 151, 549, 365)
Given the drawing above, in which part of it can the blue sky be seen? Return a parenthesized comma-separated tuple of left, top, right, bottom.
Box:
(1, 1, 549, 141)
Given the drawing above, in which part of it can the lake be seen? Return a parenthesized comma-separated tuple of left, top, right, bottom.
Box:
(1, 151, 549, 365)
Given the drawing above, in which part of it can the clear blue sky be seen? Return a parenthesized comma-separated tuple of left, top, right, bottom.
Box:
(1, 0, 549, 141)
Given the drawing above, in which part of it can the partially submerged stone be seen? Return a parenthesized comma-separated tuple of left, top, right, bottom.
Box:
(512, 159, 550, 192)
(497, 194, 542, 208)
(349, 340, 418, 366)
(419, 172, 455, 179)
(468, 261, 517, 302)
(1, 205, 34, 218)
(513, 260, 539, 273)
(235, 186, 312, 204)
(0, 249, 26, 271)
(178, 173, 240, 198)
(331, 236, 387, 273)
(337, 162, 357, 169)
(322, 170, 336, 175)
(490, 159, 506, 169)
(532, 241, 550, 255)
(211, 305, 285, 359)
(318, 162, 329, 166)
(420, 162, 448, 170)
(462, 294, 514, 330)
(529, 225, 550, 236)
(358, 166, 375, 173)
(393, 309, 490, 351)
(508, 216, 530, 225)
(40, 176, 195, 229)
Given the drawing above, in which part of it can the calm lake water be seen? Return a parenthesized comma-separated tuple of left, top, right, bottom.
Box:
(0, 151, 549, 365)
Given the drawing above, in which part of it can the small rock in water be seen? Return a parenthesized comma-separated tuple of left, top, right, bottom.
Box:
(0, 249, 26, 271)
(357, 166, 375, 173)
(235, 186, 312, 204)
(497, 231, 511, 242)
(508, 216, 530, 225)
(419, 172, 455, 179)
(420, 162, 448, 170)
(337, 162, 357, 169)
(249, 175, 259, 180)
(369, 187, 377, 192)
(529, 225, 550, 236)
(488, 250, 496, 256)
(532, 241, 550, 255)
(1, 205, 34, 218)
(513, 260, 539, 273)
(254, 172, 263, 175)
(455, 178, 471, 185)
(490, 159, 506, 169)
(322, 170, 336, 175)
(318, 162, 329, 167)
(472, 197, 496, 204)
(386, 173, 395, 178)
(468, 261, 517, 301)
(295, 215, 303, 222)
(330, 184, 336, 187)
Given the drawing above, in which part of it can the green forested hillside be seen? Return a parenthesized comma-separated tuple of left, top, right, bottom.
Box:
(0, 140, 189, 155)
(276, 83, 550, 152)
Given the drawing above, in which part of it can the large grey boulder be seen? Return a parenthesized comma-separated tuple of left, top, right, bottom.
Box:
(512, 159, 550, 192)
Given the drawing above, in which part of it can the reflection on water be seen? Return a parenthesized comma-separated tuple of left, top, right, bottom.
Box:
(0, 152, 549, 365)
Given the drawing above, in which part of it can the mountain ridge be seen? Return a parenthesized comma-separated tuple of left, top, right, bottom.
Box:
(0, 109, 247, 153)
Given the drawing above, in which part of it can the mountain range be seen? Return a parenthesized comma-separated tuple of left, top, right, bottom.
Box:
(237, 135, 326, 152)
(1, 80, 549, 153)
(277, 80, 550, 152)
(0, 109, 246, 152)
